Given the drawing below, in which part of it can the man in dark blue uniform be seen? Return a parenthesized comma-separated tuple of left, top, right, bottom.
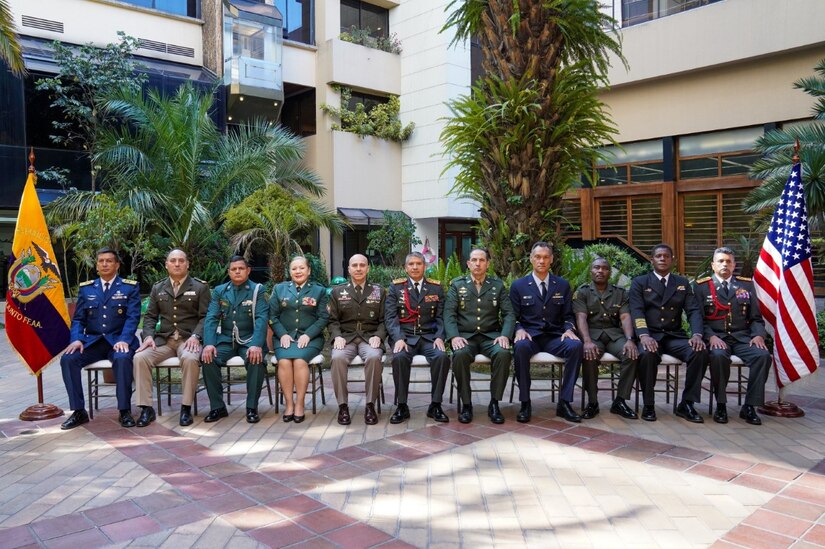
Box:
(60, 248, 141, 429)
(693, 247, 770, 425)
(385, 252, 450, 424)
(629, 243, 707, 423)
(510, 241, 583, 423)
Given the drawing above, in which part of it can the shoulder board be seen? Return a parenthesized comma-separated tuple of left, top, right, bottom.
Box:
(426, 278, 441, 285)
(122, 279, 138, 285)
(79, 280, 94, 287)
(194, 278, 208, 285)
(736, 275, 752, 282)
(696, 277, 711, 284)
(577, 283, 591, 291)
(392, 278, 407, 284)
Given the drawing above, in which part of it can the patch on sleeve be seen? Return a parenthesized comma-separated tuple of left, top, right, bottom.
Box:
(634, 318, 647, 329)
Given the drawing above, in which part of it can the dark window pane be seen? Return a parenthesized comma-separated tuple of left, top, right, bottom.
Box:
(341, 0, 360, 31)
(679, 156, 718, 179)
(362, 2, 389, 38)
(596, 165, 626, 186)
(630, 161, 664, 184)
(721, 152, 759, 177)
(281, 88, 316, 137)
(276, 0, 314, 44)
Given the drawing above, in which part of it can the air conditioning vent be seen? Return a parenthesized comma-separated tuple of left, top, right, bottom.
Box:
(139, 38, 195, 59)
(21, 15, 64, 33)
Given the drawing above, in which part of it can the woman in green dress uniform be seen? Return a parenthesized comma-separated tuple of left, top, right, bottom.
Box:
(269, 256, 329, 422)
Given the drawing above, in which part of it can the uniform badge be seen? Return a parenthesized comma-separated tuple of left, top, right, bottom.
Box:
(424, 294, 439, 302)
(281, 300, 289, 307)
(184, 290, 196, 295)
(735, 288, 750, 300)
(458, 287, 468, 296)
(676, 285, 686, 291)
(302, 297, 317, 306)
(242, 300, 253, 306)
(118, 308, 123, 314)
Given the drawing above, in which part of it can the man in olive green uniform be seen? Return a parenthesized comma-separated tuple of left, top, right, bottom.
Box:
(328, 254, 387, 425)
(573, 258, 639, 421)
(444, 248, 515, 424)
(693, 247, 770, 425)
(385, 252, 450, 424)
(201, 256, 269, 424)
(133, 249, 210, 427)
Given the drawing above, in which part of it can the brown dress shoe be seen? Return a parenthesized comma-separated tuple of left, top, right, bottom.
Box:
(364, 403, 378, 425)
(338, 404, 351, 425)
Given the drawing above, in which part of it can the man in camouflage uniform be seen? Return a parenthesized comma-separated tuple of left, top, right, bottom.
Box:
(328, 254, 386, 425)
(444, 248, 515, 424)
(201, 256, 269, 424)
(693, 247, 770, 425)
(573, 257, 638, 420)
(385, 252, 450, 424)
(133, 249, 210, 427)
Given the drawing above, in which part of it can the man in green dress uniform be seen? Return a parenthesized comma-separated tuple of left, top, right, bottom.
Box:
(573, 258, 639, 420)
(444, 248, 515, 424)
(201, 256, 269, 424)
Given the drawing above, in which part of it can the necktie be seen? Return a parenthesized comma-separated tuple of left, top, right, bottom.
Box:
(540, 281, 547, 300)
(660, 276, 667, 287)
(414, 282, 421, 297)
(172, 281, 180, 296)
(721, 280, 729, 298)
(354, 286, 363, 300)
(103, 281, 110, 296)
(296, 285, 302, 293)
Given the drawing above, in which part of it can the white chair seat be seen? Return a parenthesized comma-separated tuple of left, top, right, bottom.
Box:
(83, 360, 112, 370)
(601, 353, 620, 362)
(660, 353, 681, 365)
(157, 357, 180, 367)
(730, 355, 744, 365)
(411, 354, 430, 366)
(310, 354, 325, 365)
(349, 355, 387, 366)
(473, 354, 492, 364)
(227, 355, 245, 366)
(530, 352, 564, 363)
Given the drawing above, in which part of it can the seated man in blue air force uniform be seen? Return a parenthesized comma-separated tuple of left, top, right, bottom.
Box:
(692, 246, 770, 426)
(60, 248, 141, 430)
(201, 255, 269, 424)
(510, 241, 583, 424)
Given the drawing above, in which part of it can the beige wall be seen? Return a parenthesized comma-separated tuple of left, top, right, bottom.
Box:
(602, 46, 825, 143)
(11, 0, 204, 66)
(282, 43, 318, 88)
(331, 132, 402, 210)
(320, 38, 401, 95)
(607, 0, 825, 87)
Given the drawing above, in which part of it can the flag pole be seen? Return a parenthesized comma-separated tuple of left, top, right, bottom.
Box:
(758, 139, 806, 418)
(19, 148, 64, 421)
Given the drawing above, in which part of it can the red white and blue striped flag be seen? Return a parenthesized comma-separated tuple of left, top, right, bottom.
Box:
(753, 162, 819, 388)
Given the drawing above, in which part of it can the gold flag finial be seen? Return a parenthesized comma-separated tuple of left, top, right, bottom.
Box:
(793, 138, 800, 164)
(28, 147, 36, 174)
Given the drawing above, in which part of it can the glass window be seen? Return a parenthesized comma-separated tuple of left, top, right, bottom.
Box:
(117, 0, 198, 17)
(346, 91, 389, 113)
(594, 139, 663, 185)
(678, 126, 762, 180)
(275, 0, 314, 44)
(340, 0, 390, 39)
(280, 88, 316, 137)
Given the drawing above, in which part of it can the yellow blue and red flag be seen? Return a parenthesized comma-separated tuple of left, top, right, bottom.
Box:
(5, 171, 70, 375)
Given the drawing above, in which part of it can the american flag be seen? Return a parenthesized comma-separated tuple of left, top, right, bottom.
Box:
(753, 162, 820, 388)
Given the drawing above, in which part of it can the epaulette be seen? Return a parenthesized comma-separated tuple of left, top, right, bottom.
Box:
(392, 277, 407, 284)
(426, 278, 441, 285)
(736, 275, 752, 282)
(696, 276, 711, 284)
(194, 278, 208, 285)
(122, 279, 138, 285)
(79, 280, 94, 287)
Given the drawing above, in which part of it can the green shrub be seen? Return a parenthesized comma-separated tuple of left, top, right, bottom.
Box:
(321, 87, 414, 142)
(339, 26, 402, 54)
(558, 243, 648, 289)
(367, 265, 407, 287)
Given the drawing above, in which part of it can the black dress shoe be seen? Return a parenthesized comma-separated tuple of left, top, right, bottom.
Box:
(136, 406, 156, 427)
(488, 400, 505, 424)
(119, 409, 136, 428)
(282, 414, 294, 423)
(179, 405, 193, 427)
(641, 405, 657, 422)
(610, 398, 638, 419)
(713, 404, 729, 424)
(556, 400, 582, 423)
(246, 408, 260, 423)
(364, 403, 378, 425)
(676, 401, 704, 423)
(390, 404, 410, 424)
(338, 404, 352, 425)
(204, 407, 228, 423)
(427, 403, 449, 423)
(60, 409, 89, 430)
(581, 401, 599, 420)
(293, 414, 305, 424)
(740, 405, 762, 425)
(517, 400, 532, 423)
(458, 404, 473, 424)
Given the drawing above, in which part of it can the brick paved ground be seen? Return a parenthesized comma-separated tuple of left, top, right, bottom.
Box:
(1, 328, 824, 548)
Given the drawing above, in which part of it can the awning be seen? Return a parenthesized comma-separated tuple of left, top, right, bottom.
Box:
(337, 208, 407, 226)
(21, 36, 217, 83)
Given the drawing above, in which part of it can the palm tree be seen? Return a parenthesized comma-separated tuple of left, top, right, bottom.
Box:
(440, 0, 624, 276)
(745, 59, 825, 232)
(223, 185, 346, 282)
(0, 0, 26, 77)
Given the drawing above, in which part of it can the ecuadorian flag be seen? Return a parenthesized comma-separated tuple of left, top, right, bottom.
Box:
(5, 172, 70, 375)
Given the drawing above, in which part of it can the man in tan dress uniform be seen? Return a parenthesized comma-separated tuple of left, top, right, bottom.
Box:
(328, 254, 387, 425)
(133, 249, 210, 427)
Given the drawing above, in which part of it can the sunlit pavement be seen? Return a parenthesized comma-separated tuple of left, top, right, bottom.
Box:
(1, 328, 825, 548)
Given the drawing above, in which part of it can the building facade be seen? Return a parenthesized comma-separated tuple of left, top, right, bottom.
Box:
(4, 0, 825, 282)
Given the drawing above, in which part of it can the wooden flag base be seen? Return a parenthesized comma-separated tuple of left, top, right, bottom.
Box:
(19, 403, 64, 421)
(758, 400, 805, 418)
